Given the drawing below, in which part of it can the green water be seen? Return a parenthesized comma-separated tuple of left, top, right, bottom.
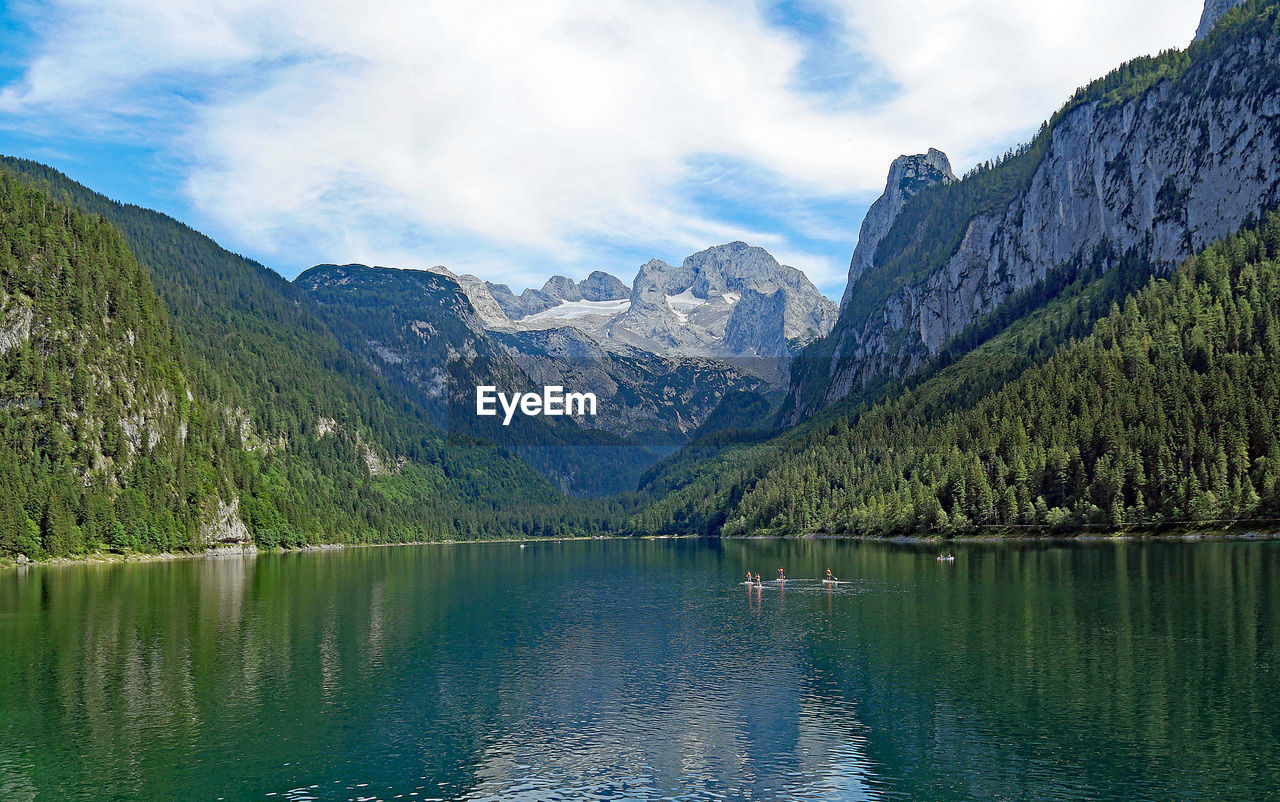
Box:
(1, 539, 1277, 800)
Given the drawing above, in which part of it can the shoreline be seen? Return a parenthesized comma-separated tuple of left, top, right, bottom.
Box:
(790, 530, 1280, 545)
(0, 533, 700, 571)
(5, 528, 1280, 571)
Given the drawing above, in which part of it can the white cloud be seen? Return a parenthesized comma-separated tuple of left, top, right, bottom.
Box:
(1, 0, 1206, 292)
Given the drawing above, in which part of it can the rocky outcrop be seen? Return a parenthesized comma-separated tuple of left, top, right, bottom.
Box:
(608, 242, 837, 358)
(801, 9, 1280, 417)
(841, 149, 955, 307)
(0, 294, 32, 354)
(199, 498, 251, 546)
(578, 271, 630, 301)
(723, 289, 788, 357)
(428, 268, 512, 329)
(1196, 0, 1248, 41)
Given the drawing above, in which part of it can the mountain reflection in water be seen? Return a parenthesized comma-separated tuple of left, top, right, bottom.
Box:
(1, 538, 1277, 801)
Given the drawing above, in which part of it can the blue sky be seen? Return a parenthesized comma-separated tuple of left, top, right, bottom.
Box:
(0, 0, 1204, 298)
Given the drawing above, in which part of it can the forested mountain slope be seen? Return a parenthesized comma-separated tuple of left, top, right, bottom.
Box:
(0, 163, 624, 560)
(0, 172, 234, 556)
(789, 0, 1280, 420)
(0, 157, 432, 463)
(634, 213, 1280, 536)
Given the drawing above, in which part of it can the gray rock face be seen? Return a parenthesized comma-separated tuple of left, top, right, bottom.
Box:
(0, 295, 32, 354)
(841, 149, 955, 307)
(484, 282, 523, 319)
(1195, 0, 1247, 41)
(804, 19, 1280, 417)
(608, 242, 837, 358)
(578, 270, 630, 301)
(540, 275, 583, 302)
(425, 266, 512, 329)
(723, 289, 788, 357)
(518, 287, 559, 316)
(199, 498, 251, 546)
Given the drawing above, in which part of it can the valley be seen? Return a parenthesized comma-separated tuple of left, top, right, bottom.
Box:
(2, 0, 1278, 561)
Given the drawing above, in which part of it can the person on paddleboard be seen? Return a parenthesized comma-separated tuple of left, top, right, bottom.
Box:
(777, 568, 785, 581)
(825, 568, 836, 582)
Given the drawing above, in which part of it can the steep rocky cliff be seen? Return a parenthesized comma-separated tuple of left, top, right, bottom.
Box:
(840, 149, 955, 307)
(1196, 0, 1249, 40)
(792, 0, 1280, 419)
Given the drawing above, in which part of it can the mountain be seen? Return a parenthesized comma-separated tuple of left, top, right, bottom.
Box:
(790, 0, 1280, 420)
(295, 262, 768, 495)
(452, 243, 836, 361)
(6, 0, 1276, 560)
(841, 148, 955, 307)
(0, 158, 631, 560)
(578, 271, 631, 301)
(486, 270, 631, 319)
(633, 0, 1280, 537)
(0, 170, 240, 557)
(608, 243, 836, 358)
(636, 212, 1280, 537)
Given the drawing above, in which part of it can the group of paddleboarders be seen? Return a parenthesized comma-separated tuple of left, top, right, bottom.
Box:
(744, 568, 840, 585)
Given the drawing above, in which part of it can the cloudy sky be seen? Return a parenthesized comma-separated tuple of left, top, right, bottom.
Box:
(0, 0, 1204, 297)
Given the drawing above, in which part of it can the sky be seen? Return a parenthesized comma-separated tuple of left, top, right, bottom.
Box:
(0, 0, 1205, 299)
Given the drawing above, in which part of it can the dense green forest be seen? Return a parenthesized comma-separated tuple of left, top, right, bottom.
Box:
(634, 212, 1280, 536)
(0, 171, 221, 556)
(0, 165, 632, 561)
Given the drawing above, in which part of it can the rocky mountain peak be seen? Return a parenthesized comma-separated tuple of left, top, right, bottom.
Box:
(540, 275, 583, 302)
(611, 242, 837, 358)
(797, 5, 1280, 419)
(579, 270, 630, 302)
(840, 148, 956, 307)
(1195, 0, 1247, 41)
(414, 246, 834, 361)
(484, 271, 630, 319)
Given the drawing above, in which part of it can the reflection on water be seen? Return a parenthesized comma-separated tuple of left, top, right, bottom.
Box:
(1, 539, 1278, 800)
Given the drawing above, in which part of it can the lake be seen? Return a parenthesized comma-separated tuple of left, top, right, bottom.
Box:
(1, 538, 1277, 800)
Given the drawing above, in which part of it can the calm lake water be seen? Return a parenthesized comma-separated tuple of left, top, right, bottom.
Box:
(1, 539, 1278, 801)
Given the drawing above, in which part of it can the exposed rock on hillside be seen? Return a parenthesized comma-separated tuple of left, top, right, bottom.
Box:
(795, 6, 1280, 418)
(841, 149, 955, 307)
(444, 243, 835, 361)
(1196, 0, 1248, 40)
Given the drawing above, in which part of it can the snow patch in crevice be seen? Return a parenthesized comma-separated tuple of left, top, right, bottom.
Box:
(664, 289, 708, 323)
